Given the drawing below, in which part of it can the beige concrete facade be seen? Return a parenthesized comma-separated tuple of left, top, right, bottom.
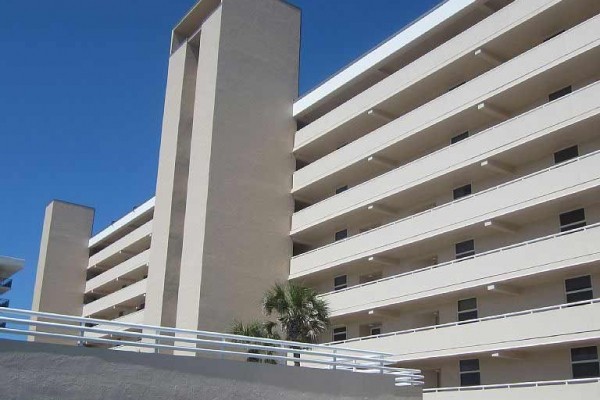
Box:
(31, 0, 600, 398)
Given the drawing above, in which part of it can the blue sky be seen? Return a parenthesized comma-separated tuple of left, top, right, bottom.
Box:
(0, 0, 441, 311)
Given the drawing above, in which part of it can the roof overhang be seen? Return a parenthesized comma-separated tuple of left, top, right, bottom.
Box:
(293, 0, 478, 118)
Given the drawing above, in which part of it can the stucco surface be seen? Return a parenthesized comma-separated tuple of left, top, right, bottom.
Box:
(0, 340, 421, 400)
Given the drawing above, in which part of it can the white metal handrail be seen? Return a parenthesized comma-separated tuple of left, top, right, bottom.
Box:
(0, 307, 423, 387)
(320, 221, 600, 297)
(293, 80, 599, 222)
(293, 147, 600, 262)
(328, 298, 600, 345)
(423, 377, 600, 393)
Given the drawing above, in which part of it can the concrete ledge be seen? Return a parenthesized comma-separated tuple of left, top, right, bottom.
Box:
(0, 340, 421, 400)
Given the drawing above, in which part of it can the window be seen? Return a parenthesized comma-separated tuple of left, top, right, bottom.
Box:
(370, 326, 382, 336)
(332, 326, 347, 342)
(335, 185, 348, 194)
(571, 347, 599, 378)
(560, 208, 586, 232)
(455, 239, 475, 259)
(459, 359, 481, 386)
(549, 85, 572, 102)
(453, 184, 472, 200)
(554, 145, 579, 164)
(565, 275, 593, 304)
(451, 131, 469, 144)
(335, 229, 348, 241)
(334, 275, 347, 291)
(458, 298, 478, 322)
(543, 29, 565, 43)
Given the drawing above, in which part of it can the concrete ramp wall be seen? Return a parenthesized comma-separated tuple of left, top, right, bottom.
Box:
(0, 340, 421, 400)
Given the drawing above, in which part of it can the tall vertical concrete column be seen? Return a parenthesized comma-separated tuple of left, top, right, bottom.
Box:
(144, 42, 198, 328)
(31, 200, 94, 342)
(176, 0, 301, 333)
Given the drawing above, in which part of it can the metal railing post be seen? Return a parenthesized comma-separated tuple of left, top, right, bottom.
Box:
(332, 349, 337, 370)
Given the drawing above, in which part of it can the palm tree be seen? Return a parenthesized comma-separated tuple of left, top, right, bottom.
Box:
(230, 320, 280, 364)
(262, 282, 330, 365)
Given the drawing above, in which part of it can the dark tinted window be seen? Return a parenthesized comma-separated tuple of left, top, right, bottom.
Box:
(333, 327, 347, 341)
(335, 229, 348, 241)
(565, 275, 593, 304)
(554, 145, 579, 164)
(370, 327, 381, 336)
(460, 359, 481, 386)
(549, 85, 572, 101)
(455, 240, 475, 259)
(571, 347, 599, 378)
(559, 208, 586, 232)
(453, 184, 472, 200)
(458, 298, 478, 322)
(334, 275, 347, 291)
(451, 131, 469, 144)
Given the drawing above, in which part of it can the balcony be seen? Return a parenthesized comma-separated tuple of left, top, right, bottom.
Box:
(293, 13, 600, 196)
(290, 150, 600, 279)
(85, 250, 149, 295)
(82, 279, 147, 318)
(322, 222, 600, 317)
(295, 0, 599, 157)
(84, 309, 145, 340)
(423, 378, 600, 399)
(292, 81, 600, 235)
(87, 220, 152, 270)
(330, 299, 600, 363)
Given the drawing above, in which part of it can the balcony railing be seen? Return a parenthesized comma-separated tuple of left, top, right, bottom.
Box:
(292, 149, 600, 269)
(328, 298, 600, 345)
(320, 221, 600, 297)
(423, 377, 600, 394)
(0, 307, 423, 388)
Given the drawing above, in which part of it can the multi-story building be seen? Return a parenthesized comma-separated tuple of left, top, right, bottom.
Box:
(31, 0, 600, 397)
(0, 255, 24, 326)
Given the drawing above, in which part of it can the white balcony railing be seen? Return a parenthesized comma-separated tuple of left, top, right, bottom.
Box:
(321, 222, 600, 304)
(291, 149, 600, 278)
(329, 298, 600, 346)
(292, 81, 600, 234)
(423, 378, 600, 400)
(293, 14, 600, 191)
(0, 307, 423, 388)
